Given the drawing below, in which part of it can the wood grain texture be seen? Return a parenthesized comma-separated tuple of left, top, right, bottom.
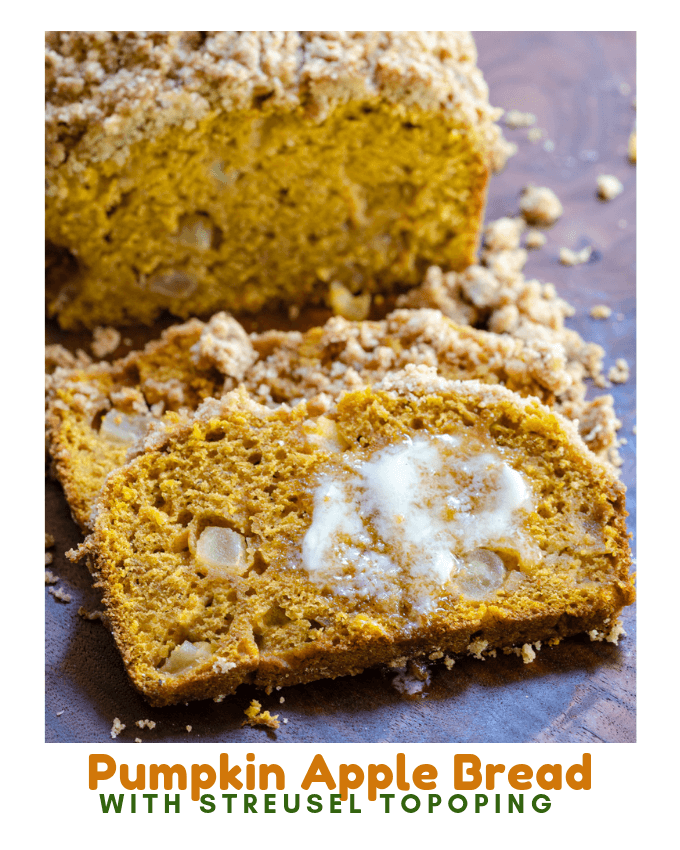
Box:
(45, 32, 636, 743)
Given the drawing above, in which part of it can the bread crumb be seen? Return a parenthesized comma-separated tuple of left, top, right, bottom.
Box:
(560, 246, 592, 266)
(504, 109, 536, 128)
(590, 304, 612, 319)
(607, 358, 630, 384)
(45, 552, 53, 566)
(392, 666, 429, 696)
(524, 228, 546, 249)
(56, 710, 64, 716)
(91, 326, 122, 358)
(521, 644, 536, 664)
(135, 738, 142, 743)
(628, 130, 636, 164)
(45, 570, 59, 585)
(328, 281, 371, 321)
(444, 655, 455, 670)
(110, 717, 125, 738)
(279, 696, 285, 703)
(186, 725, 192, 732)
(597, 174, 624, 201)
(527, 127, 543, 143)
(135, 719, 156, 729)
(519, 185, 563, 227)
(213, 694, 226, 703)
(283, 718, 289, 724)
(467, 638, 489, 660)
(45, 533, 55, 549)
(428, 650, 444, 661)
(49, 586, 72, 603)
(243, 699, 280, 730)
(589, 620, 626, 645)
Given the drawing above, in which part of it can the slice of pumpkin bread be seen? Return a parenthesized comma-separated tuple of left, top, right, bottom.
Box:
(47, 308, 585, 531)
(78, 369, 634, 706)
(46, 31, 512, 328)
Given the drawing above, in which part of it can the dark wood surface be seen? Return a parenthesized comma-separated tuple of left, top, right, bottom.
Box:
(45, 32, 636, 743)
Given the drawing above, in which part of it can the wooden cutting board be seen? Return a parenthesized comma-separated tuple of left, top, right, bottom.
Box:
(45, 31, 636, 743)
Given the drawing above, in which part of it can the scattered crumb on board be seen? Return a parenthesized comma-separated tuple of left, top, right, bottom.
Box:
(243, 699, 280, 730)
(590, 304, 612, 319)
(608, 358, 630, 384)
(110, 717, 126, 738)
(519, 185, 563, 227)
(560, 246, 592, 266)
(597, 174, 624, 201)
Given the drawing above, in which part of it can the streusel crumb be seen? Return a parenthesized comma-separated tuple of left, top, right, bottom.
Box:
(560, 246, 592, 266)
(607, 359, 630, 384)
(484, 216, 525, 252)
(504, 109, 537, 128)
(91, 326, 122, 359)
(524, 228, 546, 249)
(590, 305, 612, 319)
(597, 174, 624, 201)
(519, 185, 563, 227)
(110, 718, 125, 739)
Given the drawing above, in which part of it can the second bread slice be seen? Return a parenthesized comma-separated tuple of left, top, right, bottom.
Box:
(79, 368, 634, 706)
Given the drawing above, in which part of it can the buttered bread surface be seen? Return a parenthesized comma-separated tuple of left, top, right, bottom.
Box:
(81, 376, 634, 706)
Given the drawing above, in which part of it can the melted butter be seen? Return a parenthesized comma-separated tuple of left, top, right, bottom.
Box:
(301, 432, 536, 611)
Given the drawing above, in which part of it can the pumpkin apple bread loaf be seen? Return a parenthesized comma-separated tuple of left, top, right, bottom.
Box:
(45, 31, 512, 328)
(47, 307, 593, 531)
(77, 370, 634, 706)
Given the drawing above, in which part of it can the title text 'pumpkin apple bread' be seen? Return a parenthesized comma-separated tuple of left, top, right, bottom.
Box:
(77, 370, 634, 706)
(46, 31, 512, 328)
(47, 307, 621, 532)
